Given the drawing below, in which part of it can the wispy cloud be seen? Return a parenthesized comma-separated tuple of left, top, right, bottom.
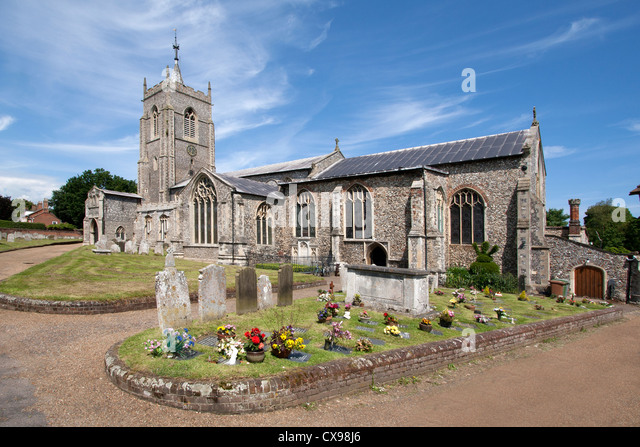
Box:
(0, 115, 15, 131)
(13, 135, 139, 154)
(544, 145, 577, 159)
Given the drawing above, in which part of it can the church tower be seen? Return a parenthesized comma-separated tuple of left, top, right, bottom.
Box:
(138, 32, 215, 204)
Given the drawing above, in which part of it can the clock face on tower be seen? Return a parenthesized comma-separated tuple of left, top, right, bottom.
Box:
(187, 145, 197, 157)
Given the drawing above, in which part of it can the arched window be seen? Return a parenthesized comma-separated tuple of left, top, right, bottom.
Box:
(115, 226, 125, 241)
(144, 215, 152, 237)
(450, 189, 485, 245)
(296, 190, 315, 238)
(345, 185, 372, 239)
(192, 177, 217, 244)
(184, 108, 196, 139)
(159, 215, 169, 241)
(256, 202, 273, 245)
(436, 189, 445, 234)
(152, 106, 159, 138)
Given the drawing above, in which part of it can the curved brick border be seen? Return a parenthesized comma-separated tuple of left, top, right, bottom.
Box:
(0, 280, 326, 315)
(105, 307, 623, 414)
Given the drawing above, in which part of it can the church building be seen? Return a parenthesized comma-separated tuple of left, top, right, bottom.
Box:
(83, 39, 551, 295)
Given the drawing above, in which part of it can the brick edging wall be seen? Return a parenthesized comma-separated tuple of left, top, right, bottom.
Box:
(0, 280, 326, 315)
(104, 307, 623, 414)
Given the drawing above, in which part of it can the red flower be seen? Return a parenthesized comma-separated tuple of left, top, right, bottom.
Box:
(251, 336, 260, 344)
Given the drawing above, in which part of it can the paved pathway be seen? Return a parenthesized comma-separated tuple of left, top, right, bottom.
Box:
(1, 245, 639, 427)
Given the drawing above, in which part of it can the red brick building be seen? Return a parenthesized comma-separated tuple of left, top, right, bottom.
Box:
(26, 199, 62, 226)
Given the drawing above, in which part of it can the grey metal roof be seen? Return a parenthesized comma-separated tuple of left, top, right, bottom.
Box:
(215, 173, 279, 197)
(314, 129, 530, 180)
(100, 188, 142, 200)
(224, 154, 328, 178)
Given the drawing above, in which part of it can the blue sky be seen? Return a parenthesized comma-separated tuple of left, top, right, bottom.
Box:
(0, 0, 639, 219)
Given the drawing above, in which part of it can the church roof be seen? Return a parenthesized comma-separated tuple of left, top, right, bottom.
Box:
(223, 153, 329, 178)
(96, 187, 142, 200)
(215, 173, 279, 197)
(313, 129, 530, 180)
(630, 185, 640, 196)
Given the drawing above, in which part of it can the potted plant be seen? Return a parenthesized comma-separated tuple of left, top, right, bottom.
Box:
(216, 324, 236, 341)
(474, 314, 489, 324)
(324, 321, 352, 350)
(270, 325, 305, 358)
(358, 310, 371, 322)
(243, 327, 267, 363)
(419, 318, 432, 332)
(383, 312, 399, 326)
(383, 325, 401, 337)
(317, 307, 331, 323)
(354, 337, 373, 352)
(326, 301, 340, 317)
(438, 309, 454, 328)
(494, 307, 507, 320)
(160, 327, 196, 359)
(352, 293, 364, 307)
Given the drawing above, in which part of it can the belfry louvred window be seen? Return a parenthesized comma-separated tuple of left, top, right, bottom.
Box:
(450, 189, 485, 245)
(184, 109, 196, 139)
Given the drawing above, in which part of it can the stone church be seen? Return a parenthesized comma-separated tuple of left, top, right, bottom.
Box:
(84, 41, 555, 296)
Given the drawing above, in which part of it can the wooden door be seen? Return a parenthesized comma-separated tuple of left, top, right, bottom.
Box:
(574, 266, 604, 299)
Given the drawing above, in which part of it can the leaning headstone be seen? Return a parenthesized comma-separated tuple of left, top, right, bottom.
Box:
(198, 264, 226, 321)
(257, 274, 275, 310)
(155, 253, 191, 332)
(138, 240, 149, 255)
(7, 233, 15, 243)
(95, 237, 108, 250)
(236, 267, 257, 315)
(277, 264, 293, 307)
(154, 242, 164, 256)
(109, 243, 121, 253)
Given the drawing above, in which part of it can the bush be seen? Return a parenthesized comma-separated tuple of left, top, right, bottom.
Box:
(0, 220, 46, 230)
(444, 267, 518, 294)
(469, 260, 500, 274)
(255, 263, 312, 273)
(47, 223, 77, 231)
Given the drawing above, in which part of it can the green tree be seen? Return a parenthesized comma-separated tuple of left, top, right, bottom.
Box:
(0, 195, 13, 221)
(546, 208, 570, 226)
(49, 169, 137, 228)
(583, 199, 634, 252)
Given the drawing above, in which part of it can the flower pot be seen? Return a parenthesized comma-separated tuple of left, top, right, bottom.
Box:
(271, 348, 291, 359)
(324, 340, 334, 351)
(358, 317, 371, 323)
(246, 349, 265, 363)
(439, 319, 452, 328)
(419, 322, 433, 332)
(464, 304, 476, 311)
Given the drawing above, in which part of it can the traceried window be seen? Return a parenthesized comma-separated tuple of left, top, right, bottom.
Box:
(184, 108, 196, 139)
(450, 189, 485, 245)
(159, 215, 169, 241)
(115, 226, 125, 241)
(152, 106, 159, 138)
(144, 216, 152, 236)
(436, 189, 445, 234)
(256, 202, 273, 245)
(192, 177, 217, 244)
(296, 190, 315, 238)
(345, 185, 372, 239)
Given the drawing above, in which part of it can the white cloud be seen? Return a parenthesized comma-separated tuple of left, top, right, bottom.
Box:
(0, 175, 60, 201)
(544, 145, 577, 159)
(0, 115, 15, 131)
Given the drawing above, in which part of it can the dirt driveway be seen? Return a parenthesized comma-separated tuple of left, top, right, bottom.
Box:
(1, 244, 639, 427)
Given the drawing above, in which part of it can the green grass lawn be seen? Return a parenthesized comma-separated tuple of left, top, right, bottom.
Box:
(0, 245, 320, 301)
(0, 238, 82, 252)
(118, 286, 613, 381)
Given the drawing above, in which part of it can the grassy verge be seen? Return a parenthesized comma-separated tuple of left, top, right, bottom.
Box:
(0, 245, 320, 301)
(118, 287, 613, 381)
(0, 238, 82, 252)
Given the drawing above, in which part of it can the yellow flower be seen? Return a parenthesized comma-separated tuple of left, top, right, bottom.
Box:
(280, 334, 287, 341)
(272, 343, 278, 350)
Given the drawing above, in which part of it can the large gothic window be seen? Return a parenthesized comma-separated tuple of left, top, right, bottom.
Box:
(184, 108, 196, 139)
(450, 189, 485, 245)
(296, 190, 315, 238)
(345, 185, 372, 239)
(256, 202, 273, 245)
(192, 177, 217, 244)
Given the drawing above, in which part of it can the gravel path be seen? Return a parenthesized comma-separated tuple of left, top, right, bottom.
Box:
(1, 244, 639, 427)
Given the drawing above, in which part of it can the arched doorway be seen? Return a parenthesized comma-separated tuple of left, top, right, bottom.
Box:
(367, 243, 387, 267)
(574, 265, 604, 299)
(90, 219, 99, 245)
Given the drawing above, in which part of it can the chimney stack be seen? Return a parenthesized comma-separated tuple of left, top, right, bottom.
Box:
(568, 199, 581, 237)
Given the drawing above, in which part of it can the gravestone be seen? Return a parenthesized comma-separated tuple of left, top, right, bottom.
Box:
(7, 233, 15, 243)
(257, 274, 275, 310)
(124, 240, 135, 254)
(155, 253, 191, 331)
(277, 264, 293, 307)
(236, 267, 257, 315)
(138, 240, 149, 255)
(198, 264, 226, 321)
(95, 237, 108, 250)
(23, 234, 32, 241)
(109, 243, 121, 253)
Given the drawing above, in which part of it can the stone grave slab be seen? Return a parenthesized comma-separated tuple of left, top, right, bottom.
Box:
(355, 325, 376, 333)
(287, 351, 311, 363)
(363, 337, 385, 346)
(325, 344, 352, 355)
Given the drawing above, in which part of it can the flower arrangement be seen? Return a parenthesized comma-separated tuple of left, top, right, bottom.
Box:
(421, 318, 432, 325)
(518, 291, 529, 301)
(383, 312, 399, 325)
(318, 290, 333, 302)
(216, 324, 236, 338)
(439, 309, 454, 327)
(161, 328, 195, 358)
(217, 337, 245, 359)
(326, 301, 340, 317)
(317, 307, 331, 321)
(494, 307, 507, 319)
(144, 338, 163, 357)
(419, 318, 432, 332)
(556, 296, 565, 303)
(352, 293, 363, 306)
(354, 337, 373, 352)
(243, 327, 266, 352)
(270, 325, 305, 358)
(324, 321, 352, 345)
(534, 304, 544, 310)
(359, 310, 371, 322)
(474, 314, 489, 324)
(384, 325, 401, 336)
(434, 290, 444, 295)
(449, 298, 458, 308)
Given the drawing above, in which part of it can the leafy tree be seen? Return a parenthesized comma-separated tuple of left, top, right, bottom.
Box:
(49, 169, 137, 228)
(546, 208, 570, 226)
(583, 199, 634, 253)
(0, 195, 13, 221)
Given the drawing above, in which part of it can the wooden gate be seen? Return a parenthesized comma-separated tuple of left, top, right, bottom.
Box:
(574, 266, 604, 299)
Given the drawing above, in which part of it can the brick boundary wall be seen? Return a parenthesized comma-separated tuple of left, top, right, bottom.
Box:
(0, 280, 326, 315)
(104, 307, 622, 414)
